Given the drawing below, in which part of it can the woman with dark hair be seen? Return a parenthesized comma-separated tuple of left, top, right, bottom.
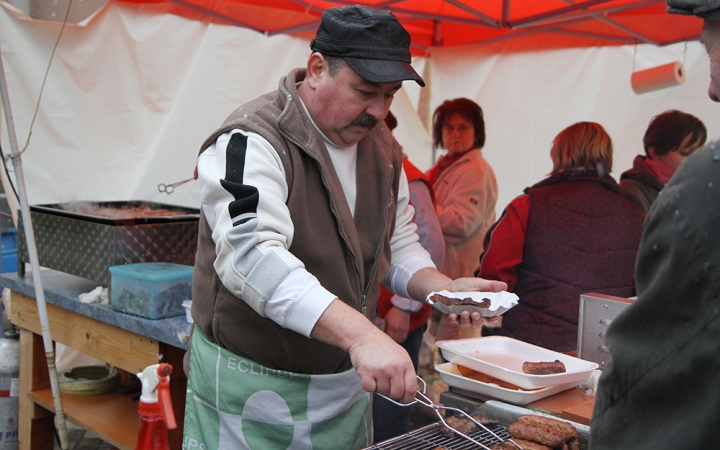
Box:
(619, 110, 707, 212)
(426, 98, 498, 280)
(476, 122, 646, 352)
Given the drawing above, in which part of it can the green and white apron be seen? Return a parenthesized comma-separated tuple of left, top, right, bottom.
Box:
(183, 329, 372, 450)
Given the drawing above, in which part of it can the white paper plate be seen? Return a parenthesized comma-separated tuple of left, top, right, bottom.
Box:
(426, 290, 518, 317)
(435, 362, 579, 405)
(437, 336, 598, 389)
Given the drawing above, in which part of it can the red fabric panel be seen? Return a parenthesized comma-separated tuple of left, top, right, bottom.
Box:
(116, 0, 702, 52)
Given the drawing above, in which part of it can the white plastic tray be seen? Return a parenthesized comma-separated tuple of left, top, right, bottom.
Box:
(435, 362, 578, 405)
(437, 336, 598, 389)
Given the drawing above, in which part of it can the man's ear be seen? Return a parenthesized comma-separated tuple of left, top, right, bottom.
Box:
(305, 53, 327, 90)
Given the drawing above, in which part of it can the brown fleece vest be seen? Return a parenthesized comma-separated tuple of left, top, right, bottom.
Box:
(191, 68, 404, 374)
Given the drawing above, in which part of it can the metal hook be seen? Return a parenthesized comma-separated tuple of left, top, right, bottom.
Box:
(158, 177, 194, 194)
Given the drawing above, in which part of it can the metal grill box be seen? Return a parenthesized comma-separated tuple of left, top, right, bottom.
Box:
(17, 201, 199, 286)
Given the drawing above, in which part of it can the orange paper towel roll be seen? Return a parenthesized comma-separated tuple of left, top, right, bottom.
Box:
(631, 61, 685, 94)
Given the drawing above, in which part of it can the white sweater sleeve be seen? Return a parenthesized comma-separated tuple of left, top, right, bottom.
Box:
(198, 129, 335, 337)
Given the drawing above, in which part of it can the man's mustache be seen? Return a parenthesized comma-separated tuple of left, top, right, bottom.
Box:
(350, 113, 378, 129)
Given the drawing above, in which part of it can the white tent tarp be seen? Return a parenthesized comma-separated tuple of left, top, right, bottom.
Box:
(427, 40, 718, 212)
(1, 1, 717, 219)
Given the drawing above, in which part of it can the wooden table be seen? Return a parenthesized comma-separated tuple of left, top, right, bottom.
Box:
(526, 385, 595, 425)
(1, 270, 191, 450)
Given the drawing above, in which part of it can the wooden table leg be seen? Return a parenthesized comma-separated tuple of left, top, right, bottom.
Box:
(18, 329, 55, 450)
(162, 344, 187, 449)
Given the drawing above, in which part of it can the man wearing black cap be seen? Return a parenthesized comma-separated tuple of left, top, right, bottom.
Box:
(590, 2, 720, 448)
(183, 6, 505, 449)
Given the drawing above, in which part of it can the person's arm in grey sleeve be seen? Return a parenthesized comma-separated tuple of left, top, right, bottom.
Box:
(387, 179, 445, 314)
(409, 179, 445, 269)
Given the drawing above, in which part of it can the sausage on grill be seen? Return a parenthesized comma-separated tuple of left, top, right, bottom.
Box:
(500, 438, 554, 450)
(440, 414, 498, 437)
(508, 422, 566, 449)
(517, 415, 578, 441)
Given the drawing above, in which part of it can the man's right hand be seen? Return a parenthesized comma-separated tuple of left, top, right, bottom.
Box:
(310, 298, 417, 403)
(348, 324, 417, 403)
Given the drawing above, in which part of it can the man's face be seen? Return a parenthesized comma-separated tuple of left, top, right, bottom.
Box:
(310, 58, 402, 147)
(701, 19, 720, 102)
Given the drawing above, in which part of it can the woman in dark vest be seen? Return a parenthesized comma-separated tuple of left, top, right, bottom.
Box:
(476, 122, 646, 352)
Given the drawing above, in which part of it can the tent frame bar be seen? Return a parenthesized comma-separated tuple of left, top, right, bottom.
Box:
(512, 0, 613, 27)
(512, 0, 661, 28)
(445, 0, 501, 27)
(169, 0, 264, 32)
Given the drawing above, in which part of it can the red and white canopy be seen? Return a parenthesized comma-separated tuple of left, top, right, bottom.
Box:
(118, 0, 702, 51)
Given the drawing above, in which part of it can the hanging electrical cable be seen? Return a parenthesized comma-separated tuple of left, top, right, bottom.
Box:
(0, 143, 19, 203)
(17, 0, 73, 158)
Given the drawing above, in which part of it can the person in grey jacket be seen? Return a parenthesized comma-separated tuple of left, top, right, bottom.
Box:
(618, 110, 706, 212)
(590, 2, 720, 448)
(183, 6, 505, 449)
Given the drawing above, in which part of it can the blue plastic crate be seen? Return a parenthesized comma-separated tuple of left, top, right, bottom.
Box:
(108, 262, 193, 319)
(1, 249, 17, 273)
(1, 228, 17, 252)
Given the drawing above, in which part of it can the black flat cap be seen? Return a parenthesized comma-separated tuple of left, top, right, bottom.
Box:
(310, 6, 425, 87)
(667, 0, 720, 18)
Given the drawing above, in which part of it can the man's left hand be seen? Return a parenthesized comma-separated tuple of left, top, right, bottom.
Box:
(448, 310, 502, 329)
(407, 270, 508, 329)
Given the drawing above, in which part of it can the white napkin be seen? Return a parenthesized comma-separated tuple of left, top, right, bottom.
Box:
(578, 369, 602, 396)
(79, 286, 109, 304)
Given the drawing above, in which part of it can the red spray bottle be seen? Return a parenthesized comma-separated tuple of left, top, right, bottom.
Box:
(135, 363, 177, 450)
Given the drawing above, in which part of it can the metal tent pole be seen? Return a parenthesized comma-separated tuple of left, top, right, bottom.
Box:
(0, 45, 69, 450)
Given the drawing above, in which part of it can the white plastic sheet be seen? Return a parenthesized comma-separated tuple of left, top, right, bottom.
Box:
(0, 2, 310, 211)
(427, 41, 718, 213)
(1, 2, 717, 219)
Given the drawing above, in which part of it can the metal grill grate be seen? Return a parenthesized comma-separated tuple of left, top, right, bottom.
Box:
(367, 422, 511, 449)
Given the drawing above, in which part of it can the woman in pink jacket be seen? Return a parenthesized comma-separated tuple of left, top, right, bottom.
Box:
(426, 98, 498, 341)
(427, 98, 498, 279)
